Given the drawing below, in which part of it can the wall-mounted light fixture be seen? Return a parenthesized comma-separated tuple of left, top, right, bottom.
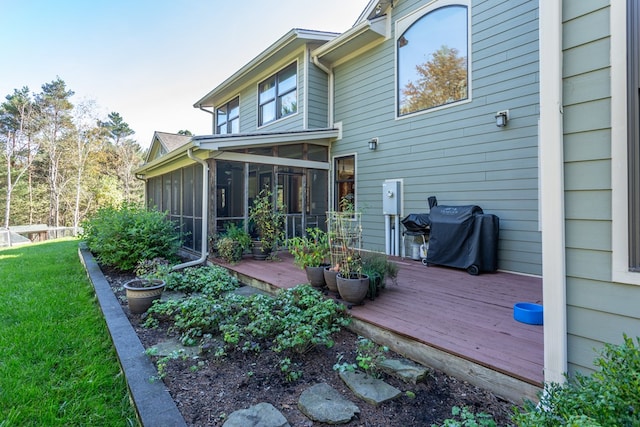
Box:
(369, 137, 379, 150)
(495, 110, 509, 127)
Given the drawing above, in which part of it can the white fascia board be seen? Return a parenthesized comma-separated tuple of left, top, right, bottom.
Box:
(210, 151, 329, 170)
(193, 129, 339, 151)
(135, 141, 195, 175)
(312, 16, 387, 66)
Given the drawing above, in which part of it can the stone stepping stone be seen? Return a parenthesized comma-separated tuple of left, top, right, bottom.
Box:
(339, 370, 402, 406)
(149, 338, 200, 358)
(298, 383, 360, 424)
(223, 402, 290, 427)
(379, 358, 430, 384)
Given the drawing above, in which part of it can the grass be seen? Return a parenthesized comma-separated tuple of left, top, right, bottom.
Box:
(0, 238, 138, 426)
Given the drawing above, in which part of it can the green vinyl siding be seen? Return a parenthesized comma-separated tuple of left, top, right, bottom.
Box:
(233, 52, 312, 134)
(562, 0, 640, 375)
(331, 0, 541, 275)
(307, 59, 329, 128)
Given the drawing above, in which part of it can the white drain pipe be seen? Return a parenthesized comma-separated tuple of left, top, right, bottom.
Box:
(171, 148, 209, 271)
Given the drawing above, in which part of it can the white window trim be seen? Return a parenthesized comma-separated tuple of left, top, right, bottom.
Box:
(331, 153, 358, 212)
(215, 95, 241, 135)
(257, 60, 299, 129)
(394, 0, 472, 120)
(611, 1, 640, 285)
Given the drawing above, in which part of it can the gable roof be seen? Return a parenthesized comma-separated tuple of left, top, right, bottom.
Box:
(355, 0, 393, 24)
(193, 28, 339, 108)
(146, 131, 192, 163)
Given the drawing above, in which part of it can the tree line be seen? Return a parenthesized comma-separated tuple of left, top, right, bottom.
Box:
(0, 77, 145, 231)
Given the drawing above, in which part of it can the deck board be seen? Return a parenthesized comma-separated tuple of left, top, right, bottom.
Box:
(214, 251, 544, 391)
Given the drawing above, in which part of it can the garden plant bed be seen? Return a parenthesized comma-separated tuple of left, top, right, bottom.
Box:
(102, 265, 517, 426)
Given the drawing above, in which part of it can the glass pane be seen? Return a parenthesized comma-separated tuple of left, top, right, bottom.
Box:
(182, 166, 194, 216)
(278, 144, 303, 159)
(216, 107, 227, 135)
(398, 5, 468, 115)
(216, 161, 245, 218)
(230, 117, 239, 134)
(228, 97, 239, 119)
(278, 63, 297, 94)
(171, 170, 181, 215)
(194, 165, 203, 218)
(260, 100, 276, 124)
(336, 157, 355, 180)
(259, 77, 276, 103)
(307, 144, 328, 161)
(309, 169, 328, 216)
(279, 90, 297, 117)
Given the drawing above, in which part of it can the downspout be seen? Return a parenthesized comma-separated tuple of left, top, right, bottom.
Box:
(198, 104, 216, 134)
(539, 0, 567, 384)
(171, 148, 210, 271)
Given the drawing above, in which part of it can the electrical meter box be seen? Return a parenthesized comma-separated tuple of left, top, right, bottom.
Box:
(382, 181, 401, 215)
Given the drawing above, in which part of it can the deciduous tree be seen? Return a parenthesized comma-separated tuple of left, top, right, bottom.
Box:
(400, 45, 467, 115)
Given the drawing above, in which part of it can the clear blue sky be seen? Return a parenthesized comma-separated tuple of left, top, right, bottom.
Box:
(0, 0, 370, 147)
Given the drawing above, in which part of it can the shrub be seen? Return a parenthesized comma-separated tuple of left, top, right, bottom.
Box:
(512, 334, 640, 426)
(164, 265, 239, 295)
(433, 406, 497, 427)
(81, 203, 182, 271)
(145, 281, 351, 379)
(215, 223, 251, 264)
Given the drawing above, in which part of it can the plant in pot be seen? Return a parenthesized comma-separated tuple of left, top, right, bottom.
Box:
(248, 187, 285, 260)
(286, 227, 330, 288)
(215, 222, 251, 264)
(335, 248, 369, 306)
(361, 252, 399, 300)
(124, 258, 172, 314)
(328, 208, 369, 305)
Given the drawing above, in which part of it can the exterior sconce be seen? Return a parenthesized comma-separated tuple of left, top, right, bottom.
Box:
(495, 110, 509, 127)
(368, 137, 378, 150)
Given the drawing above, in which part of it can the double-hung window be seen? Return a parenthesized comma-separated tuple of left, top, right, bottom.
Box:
(258, 62, 297, 126)
(396, 1, 469, 116)
(216, 97, 239, 135)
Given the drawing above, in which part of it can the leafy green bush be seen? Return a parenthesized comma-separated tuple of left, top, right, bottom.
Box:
(512, 335, 640, 427)
(81, 203, 182, 271)
(215, 223, 251, 264)
(433, 406, 497, 427)
(164, 265, 239, 295)
(145, 282, 351, 379)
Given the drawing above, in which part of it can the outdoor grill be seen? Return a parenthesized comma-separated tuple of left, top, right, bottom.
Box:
(402, 197, 499, 275)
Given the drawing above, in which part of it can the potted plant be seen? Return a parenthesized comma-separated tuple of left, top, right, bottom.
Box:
(249, 187, 285, 260)
(215, 222, 251, 264)
(361, 252, 399, 300)
(125, 258, 171, 314)
(286, 227, 330, 288)
(328, 208, 369, 305)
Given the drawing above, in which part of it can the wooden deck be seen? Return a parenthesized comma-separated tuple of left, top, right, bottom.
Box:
(212, 252, 543, 403)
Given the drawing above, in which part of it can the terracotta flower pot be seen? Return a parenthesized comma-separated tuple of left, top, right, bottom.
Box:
(336, 273, 369, 305)
(123, 279, 165, 314)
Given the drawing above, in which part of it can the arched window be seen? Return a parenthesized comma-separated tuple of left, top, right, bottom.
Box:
(397, 3, 469, 116)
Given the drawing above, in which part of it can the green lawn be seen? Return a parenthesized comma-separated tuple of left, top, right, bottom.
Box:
(0, 239, 138, 426)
